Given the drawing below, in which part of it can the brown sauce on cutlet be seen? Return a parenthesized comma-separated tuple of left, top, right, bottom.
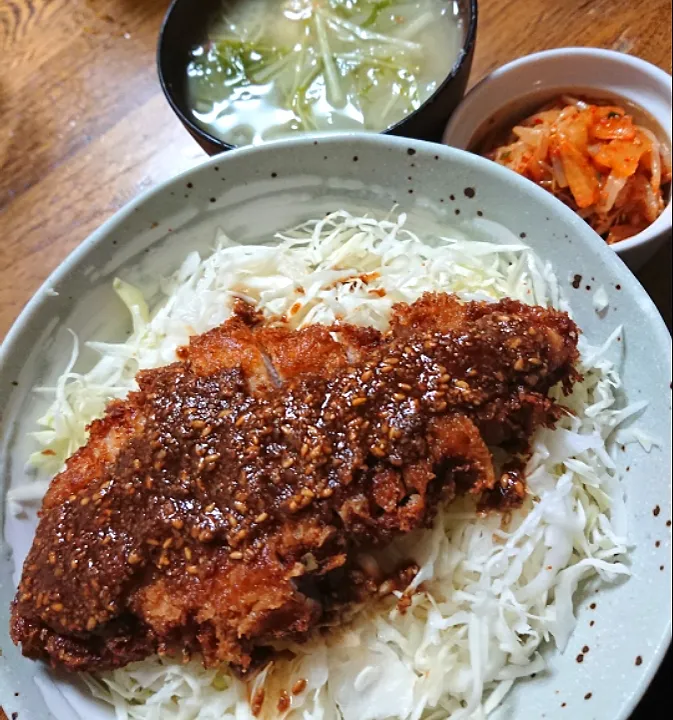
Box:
(12, 296, 579, 674)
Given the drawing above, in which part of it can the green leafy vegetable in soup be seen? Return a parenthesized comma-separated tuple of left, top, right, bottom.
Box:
(187, 0, 463, 146)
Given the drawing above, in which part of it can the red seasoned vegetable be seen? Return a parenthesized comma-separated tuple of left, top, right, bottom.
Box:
(483, 97, 671, 244)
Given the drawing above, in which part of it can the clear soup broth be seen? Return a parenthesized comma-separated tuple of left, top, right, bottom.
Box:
(186, 0, 463, 147)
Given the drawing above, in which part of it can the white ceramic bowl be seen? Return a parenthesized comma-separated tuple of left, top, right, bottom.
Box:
(0, 135, 671, 720)
(442, 48, 673, 270)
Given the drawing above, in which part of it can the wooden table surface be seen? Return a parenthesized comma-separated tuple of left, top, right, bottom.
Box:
(0, 0, 670, 717)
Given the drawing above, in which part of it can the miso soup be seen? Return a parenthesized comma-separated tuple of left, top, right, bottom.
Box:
(186, 0, 463, 147)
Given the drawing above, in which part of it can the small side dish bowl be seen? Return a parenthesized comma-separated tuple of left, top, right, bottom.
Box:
(442, 47, 673, 269)
(158, 0, 478, 155)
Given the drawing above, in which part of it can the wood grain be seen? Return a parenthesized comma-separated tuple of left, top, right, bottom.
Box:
(0, 0, 670, 717)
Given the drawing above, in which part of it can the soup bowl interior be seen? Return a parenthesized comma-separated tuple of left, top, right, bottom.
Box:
(0, 135, 670, 720)
(158, 0, 477, 154)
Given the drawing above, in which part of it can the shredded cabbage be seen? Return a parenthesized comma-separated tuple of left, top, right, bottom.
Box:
(592, 286, 609, 313)
(15, 211, 645, 720)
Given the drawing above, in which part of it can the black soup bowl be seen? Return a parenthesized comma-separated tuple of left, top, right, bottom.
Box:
(158, 0, 478, 155)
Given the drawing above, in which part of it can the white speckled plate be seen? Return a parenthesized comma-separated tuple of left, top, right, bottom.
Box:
(1, 134, 670, 720)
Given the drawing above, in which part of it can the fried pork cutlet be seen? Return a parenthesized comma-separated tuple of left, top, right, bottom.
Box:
(11, 293, 580, 674)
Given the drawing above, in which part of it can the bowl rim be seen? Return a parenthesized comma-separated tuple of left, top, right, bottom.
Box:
(442, 46, 673, 256)
(0, 134, 670, 720)
(156, 0, 479, 152)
